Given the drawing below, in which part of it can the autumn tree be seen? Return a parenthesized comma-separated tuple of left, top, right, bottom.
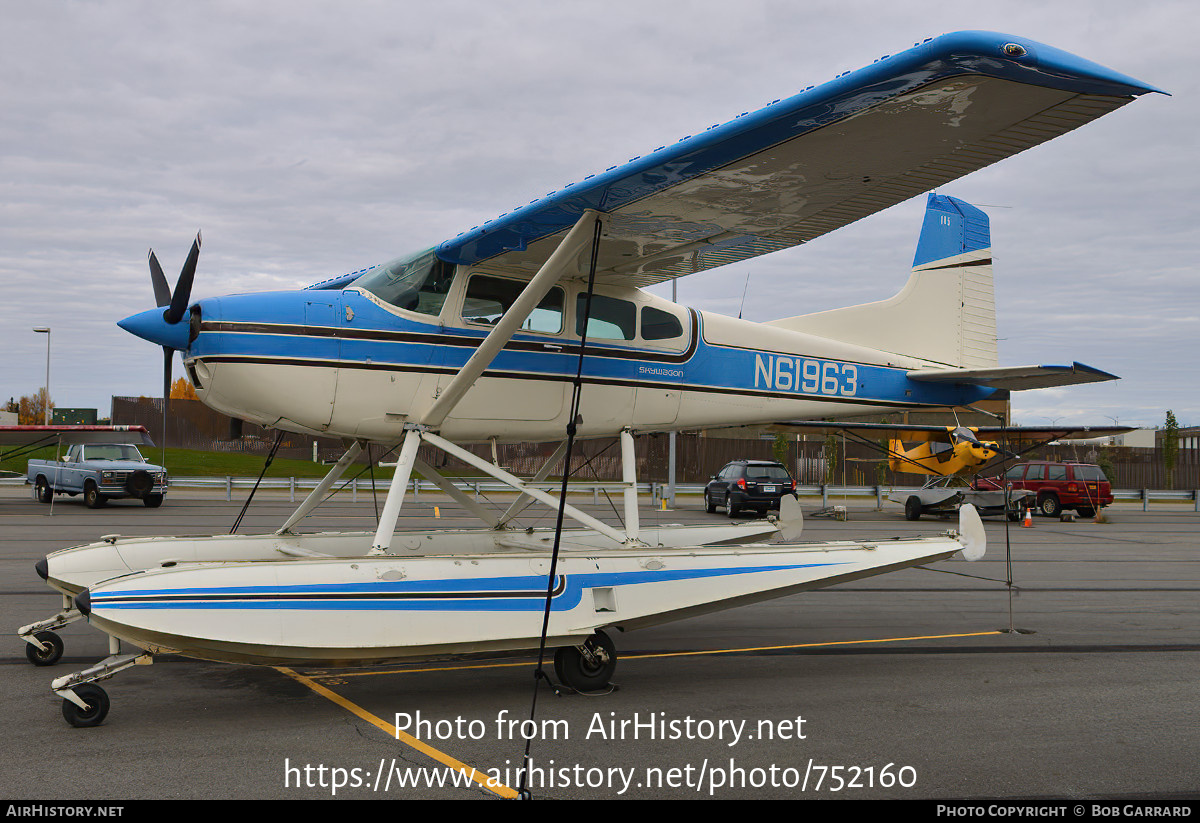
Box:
(17, 388, 53, 425)
(170, 376, 198, 401)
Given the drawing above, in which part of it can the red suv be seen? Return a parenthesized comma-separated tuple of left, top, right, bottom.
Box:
(973, 461, 1113, 517)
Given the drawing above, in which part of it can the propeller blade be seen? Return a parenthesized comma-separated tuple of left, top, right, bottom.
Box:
(164, 231, 201, 324)
(148, 250, 171, 308)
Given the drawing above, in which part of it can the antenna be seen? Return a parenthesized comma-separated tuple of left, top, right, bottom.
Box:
(737, 272, 751, 319)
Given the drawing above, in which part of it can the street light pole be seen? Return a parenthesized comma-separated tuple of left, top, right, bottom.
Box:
(32, 327, 50, 424)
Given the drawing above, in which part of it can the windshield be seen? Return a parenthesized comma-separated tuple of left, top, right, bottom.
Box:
(352, 248, 455, 317)
(83, 445, 145, 462)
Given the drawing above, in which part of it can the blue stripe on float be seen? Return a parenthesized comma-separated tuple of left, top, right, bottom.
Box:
(90, 562, 848, 613)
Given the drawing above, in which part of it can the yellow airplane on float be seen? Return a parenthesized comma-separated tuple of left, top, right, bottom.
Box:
(778, 420, 1128, 479)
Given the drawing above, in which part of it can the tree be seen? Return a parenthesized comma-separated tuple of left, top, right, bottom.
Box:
(822, 434, 839, 485)
(771, 432, 790, 467)
(170, 376, 198, 401)
(17, 388, 53, 425)
(1163, 410, 1179, 490)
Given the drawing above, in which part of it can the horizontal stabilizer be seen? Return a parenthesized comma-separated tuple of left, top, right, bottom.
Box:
(907, 362, 1118, 391)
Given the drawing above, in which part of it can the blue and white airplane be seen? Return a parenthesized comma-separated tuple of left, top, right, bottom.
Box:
(40, 32, 1161, 726)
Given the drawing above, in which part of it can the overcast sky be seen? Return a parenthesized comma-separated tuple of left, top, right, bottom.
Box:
(1, 0, 1195, 430)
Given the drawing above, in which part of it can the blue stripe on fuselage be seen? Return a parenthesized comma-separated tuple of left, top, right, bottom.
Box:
(188, 290, 992, 407)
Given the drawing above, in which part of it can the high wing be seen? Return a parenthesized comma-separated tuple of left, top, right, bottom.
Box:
(773, 420, 1133, 444)
(433, 31, 1162, 286)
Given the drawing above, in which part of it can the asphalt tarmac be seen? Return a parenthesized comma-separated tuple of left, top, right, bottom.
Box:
(1, 485, 1196, 800)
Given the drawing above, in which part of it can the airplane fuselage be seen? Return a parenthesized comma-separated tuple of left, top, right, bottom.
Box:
(179, 267, 993, 443)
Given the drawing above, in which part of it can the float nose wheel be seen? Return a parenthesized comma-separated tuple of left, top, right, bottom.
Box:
(24, 631, 64, 666)
(61, 684, 110, 728)
(553, 630, 617, 692)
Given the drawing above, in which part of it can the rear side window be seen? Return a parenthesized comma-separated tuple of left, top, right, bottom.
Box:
(1047, 465, 1068, 481)
(1074, 465, 1107, 481)
(577, 294, 636, 340)
(641, 306, 683, 340)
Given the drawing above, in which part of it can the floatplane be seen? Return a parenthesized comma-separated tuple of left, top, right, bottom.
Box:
(27, 32, 1160, 726)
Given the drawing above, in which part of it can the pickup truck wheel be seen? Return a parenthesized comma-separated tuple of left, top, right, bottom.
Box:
(83, 482, 106, 509)
(1038, 494, 1061, 518)
(143, 494, 164, 508)
(35, 477, 52, 504)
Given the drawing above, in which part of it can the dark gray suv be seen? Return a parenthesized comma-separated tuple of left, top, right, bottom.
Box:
(705, 459, 797, 517)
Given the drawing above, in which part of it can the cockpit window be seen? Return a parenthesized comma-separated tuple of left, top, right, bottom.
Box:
(352, 248, 455, 317)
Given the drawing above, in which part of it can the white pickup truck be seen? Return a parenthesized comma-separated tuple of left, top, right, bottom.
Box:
(28, 443, 168, 508)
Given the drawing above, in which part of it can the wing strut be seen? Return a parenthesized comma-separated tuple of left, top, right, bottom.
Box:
(421, 209, 602, 429)
(367, 210, 604, 554)
(276, 440, 365, 534)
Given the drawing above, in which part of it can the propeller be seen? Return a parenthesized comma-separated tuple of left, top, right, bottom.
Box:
(950, 425, 1021, 460)
(145, 232, 201, 461)
(146, 232, 202, 402)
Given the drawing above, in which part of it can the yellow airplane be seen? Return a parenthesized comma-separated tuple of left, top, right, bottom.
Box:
(778, 421, 1128, 478)
(886, 426, 1005, 477)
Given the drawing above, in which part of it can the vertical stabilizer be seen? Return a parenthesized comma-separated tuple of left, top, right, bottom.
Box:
(767, 193, 998, 368)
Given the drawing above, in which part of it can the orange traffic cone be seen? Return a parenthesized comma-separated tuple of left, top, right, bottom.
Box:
(1022, 508, 1033, 528)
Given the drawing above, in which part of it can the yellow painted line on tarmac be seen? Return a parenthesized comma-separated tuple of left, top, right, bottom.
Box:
(276, 666, 518, 799)
(303, 631, 1002, 680)
(621, 630, 1004, 661)
(313, 658, 537, 679)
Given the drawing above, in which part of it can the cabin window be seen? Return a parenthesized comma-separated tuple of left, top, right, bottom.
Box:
(462, 275, 563, 333)
(1005, 466, 1024, 480)
(1047, 465, 1068, 481)
(352, 249, 455, 317)
(576, 293, 636, 341)
(641, 306, 683, 340)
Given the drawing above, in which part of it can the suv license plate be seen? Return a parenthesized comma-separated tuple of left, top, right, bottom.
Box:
(763, 486, 778, 493)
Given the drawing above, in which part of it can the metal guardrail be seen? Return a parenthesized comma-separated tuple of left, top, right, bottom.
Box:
(3, 475, 1198, 511)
